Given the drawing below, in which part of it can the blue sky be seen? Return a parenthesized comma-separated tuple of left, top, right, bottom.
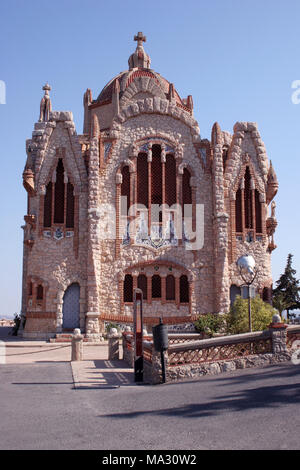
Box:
(0, 0, 300, 316)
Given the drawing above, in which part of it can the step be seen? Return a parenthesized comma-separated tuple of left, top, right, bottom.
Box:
(49, 336, 90, 343)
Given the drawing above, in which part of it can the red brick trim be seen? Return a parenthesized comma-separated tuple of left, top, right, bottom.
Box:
(26, 312, 56, 319)
(88, 99, 112, 109)
(100, 313, 198, 325)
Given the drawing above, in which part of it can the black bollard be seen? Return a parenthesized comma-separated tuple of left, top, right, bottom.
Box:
(152, 317, 168, 384)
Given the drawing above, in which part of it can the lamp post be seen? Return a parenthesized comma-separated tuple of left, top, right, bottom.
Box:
(236, 255, 258, 332)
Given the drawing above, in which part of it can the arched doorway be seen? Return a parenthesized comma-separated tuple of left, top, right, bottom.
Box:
(62, 283, 80, 330)
(230, 284, 241, 306)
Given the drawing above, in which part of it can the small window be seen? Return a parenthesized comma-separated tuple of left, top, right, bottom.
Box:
(66, 182, 75, 228)
(180, 275, 189, 303)
(124, 274, 133, 303)
(152, 275, 161, 299)
(44, 182, 52, 227)
(37, 284, 44, 300)
(137, 274, 147, 301)
(166, 275, 175, 301)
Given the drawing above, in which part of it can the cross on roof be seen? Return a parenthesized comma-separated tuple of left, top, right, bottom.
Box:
(134, 32, 146, 46)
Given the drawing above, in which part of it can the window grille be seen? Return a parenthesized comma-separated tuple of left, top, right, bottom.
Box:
(124, 274, 133, 302)
(235, 188, 242, 232)
(137, 274, 148, 300)
(137, 153, 148, 207)
(43, 182, 52, 227)
(152, 275, 161, 298)
(54, 159, 65, 224)
(36, 284, 44, 300)
(165, 154, 176, 206)
(151, 145, 162, 206)
(66, 182, 75, 228)
(166, 275, 175, 301)
(180, 275, 189, 303)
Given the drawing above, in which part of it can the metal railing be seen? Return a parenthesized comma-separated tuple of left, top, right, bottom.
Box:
(167, 330, 272, 367)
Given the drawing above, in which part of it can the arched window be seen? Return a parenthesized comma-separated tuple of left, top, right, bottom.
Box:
(124, 274, 133, 303)
(43, 158, 75, 230)
(244, 166, 253, 229)
(152, 275, 161, 299)
(151, 145, 162, 206)
(137, 153, 148, 207)
(165, 154, 177, 206)
(230, 284, 241, 305)
(137, 274, 147, 301)
(235, 166, 264, 237)
(166, 275, 175, 301)
(180, 275, 189, 303)
(120, 142, 195, 246)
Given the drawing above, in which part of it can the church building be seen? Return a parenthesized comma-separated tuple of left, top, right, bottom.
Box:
(20, 32, 278, 340)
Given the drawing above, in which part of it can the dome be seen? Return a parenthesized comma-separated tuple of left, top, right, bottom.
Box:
(93, 32, 192, 114)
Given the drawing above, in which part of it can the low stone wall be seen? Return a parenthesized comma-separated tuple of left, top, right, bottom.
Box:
(142, 323, 299, 385)
(167, 352, 291, 382)
(0, 320, 14, 327)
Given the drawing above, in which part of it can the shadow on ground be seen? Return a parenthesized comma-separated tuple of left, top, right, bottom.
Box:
(100, 364, 300, 419)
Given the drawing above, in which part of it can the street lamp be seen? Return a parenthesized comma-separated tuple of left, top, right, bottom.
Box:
(236, 254, 258, 332)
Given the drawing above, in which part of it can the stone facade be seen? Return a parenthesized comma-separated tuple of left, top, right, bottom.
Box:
(20, 33, 278, 340)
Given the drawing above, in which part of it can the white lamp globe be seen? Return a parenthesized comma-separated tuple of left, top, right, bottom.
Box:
(237, 254, 256, 276)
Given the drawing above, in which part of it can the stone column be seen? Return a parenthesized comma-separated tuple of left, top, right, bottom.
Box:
(71, 329, 84, 361)
(115, 176, 121, 257)
(269, 315, 288, 355)
(108, 328, 121, 361)
(212, 142, 230, 314)
(55, 289, 64, 333)
(86, 116, 102, 338)
(143, 343, 169, 385)
(85, 312, 102, 342)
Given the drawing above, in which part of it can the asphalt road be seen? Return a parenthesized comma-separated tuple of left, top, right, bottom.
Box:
(0, 360, 299, 450)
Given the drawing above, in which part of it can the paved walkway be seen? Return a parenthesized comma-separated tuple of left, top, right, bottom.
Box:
(0, 327, 135, 388)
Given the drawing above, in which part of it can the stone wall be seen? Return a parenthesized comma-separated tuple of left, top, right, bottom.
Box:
(142, 324, 295, 385)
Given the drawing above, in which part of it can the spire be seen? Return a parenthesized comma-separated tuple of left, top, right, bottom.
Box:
(91, 114, 100, 138)
(39, 83, 52, 122)
(128, 32, 151, 70)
